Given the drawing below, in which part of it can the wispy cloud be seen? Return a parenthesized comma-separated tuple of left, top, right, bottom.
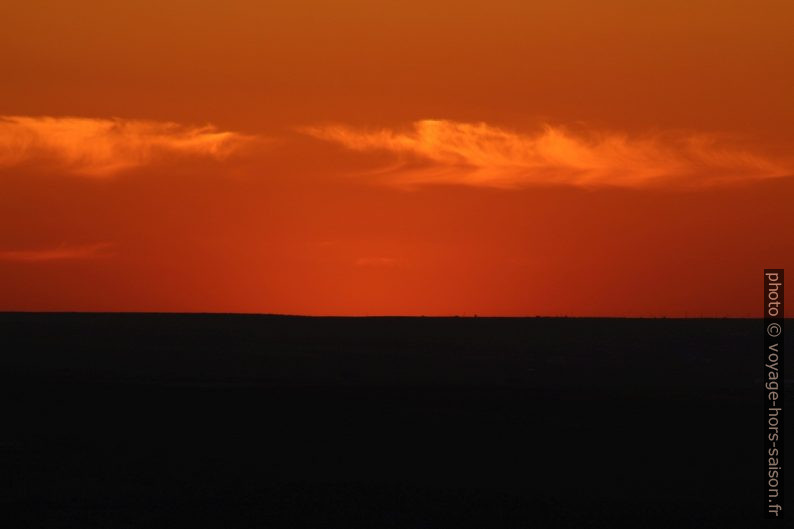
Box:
(0, 116, 252, 177)
(0, 242, 113, 262)
(304, 120, 791, 189)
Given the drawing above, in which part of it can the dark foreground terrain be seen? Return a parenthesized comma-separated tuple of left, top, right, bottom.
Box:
(1, 314, 789, 527)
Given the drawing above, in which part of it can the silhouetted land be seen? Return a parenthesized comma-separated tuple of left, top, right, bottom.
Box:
(1, 313, 789, 527)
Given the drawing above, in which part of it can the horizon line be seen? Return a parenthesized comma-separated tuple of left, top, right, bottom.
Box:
(0, 311, 772, 319)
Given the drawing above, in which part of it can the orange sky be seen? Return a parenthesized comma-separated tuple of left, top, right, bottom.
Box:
(0, 0, 792, 316)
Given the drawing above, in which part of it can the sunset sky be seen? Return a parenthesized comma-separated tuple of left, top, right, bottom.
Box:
(1, 0, 792, 316)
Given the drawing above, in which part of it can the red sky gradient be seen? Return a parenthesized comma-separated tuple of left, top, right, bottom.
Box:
(1, 0, 792, 316)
